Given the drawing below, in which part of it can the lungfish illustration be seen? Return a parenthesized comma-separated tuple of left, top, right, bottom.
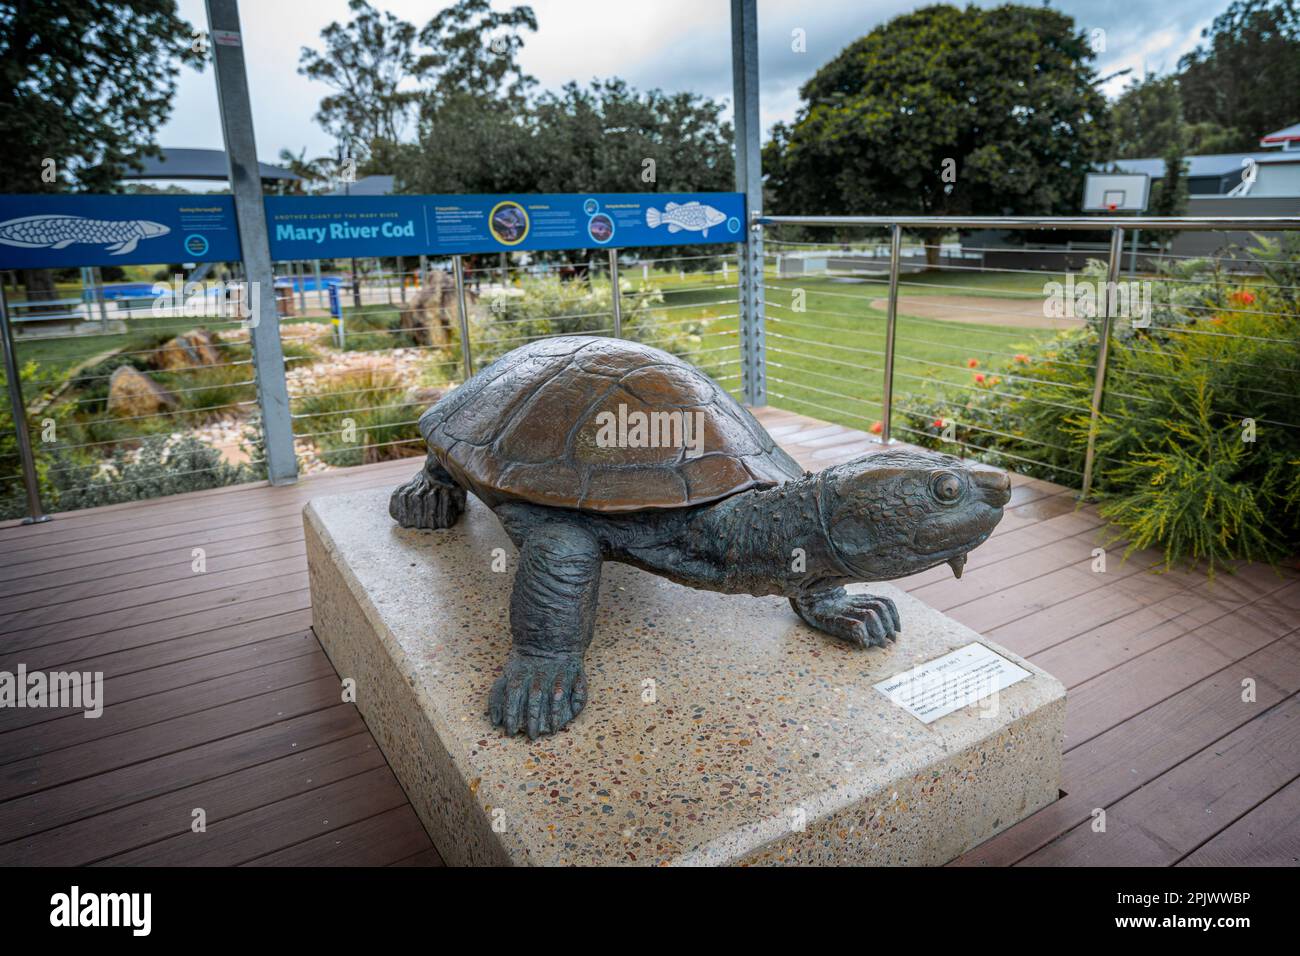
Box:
(645, 201, 726, 238)
(0, 215, 170, 255)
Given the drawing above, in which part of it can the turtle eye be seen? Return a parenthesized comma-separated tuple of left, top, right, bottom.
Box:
(932, 473, 961, 502)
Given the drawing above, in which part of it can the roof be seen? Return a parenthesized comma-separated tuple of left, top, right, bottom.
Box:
(1106, 151, 1300, 180)
(118, 147, 300, 182)
(327, 174, 396, 196)
(1261, 122, 1300, 145)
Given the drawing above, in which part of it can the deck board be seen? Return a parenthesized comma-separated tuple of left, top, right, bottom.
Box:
(1, 406, 1295, 866)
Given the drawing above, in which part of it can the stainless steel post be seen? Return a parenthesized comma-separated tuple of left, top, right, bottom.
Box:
(879, 224, 902, 444)
(0, 287, 48, 523)
(452, 254, 473, 380)
(206, 0, 298, 485)
(608, 248, 622, 337)
(730, 0, 765, 406)
(1081, 226, 1125, 498)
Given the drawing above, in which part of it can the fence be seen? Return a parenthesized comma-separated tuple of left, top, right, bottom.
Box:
(754, 215, 1300, 498)
(3, 215, 1297, 523)
(1, 247, 741, 521)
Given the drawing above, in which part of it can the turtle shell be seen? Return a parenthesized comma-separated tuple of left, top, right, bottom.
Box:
(419, 336, 803, 512)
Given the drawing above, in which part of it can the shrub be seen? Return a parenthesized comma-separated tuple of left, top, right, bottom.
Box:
(43, 433, 255, 512)
(905, 240, 1300, 573)
(463, 278, 680, 370)
(295, 365, 423, 466)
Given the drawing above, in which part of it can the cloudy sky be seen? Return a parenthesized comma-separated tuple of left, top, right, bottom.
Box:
(162, 0, 1225, 163)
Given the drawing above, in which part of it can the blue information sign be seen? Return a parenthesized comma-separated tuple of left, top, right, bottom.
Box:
(0, 191, 745, 269)
(264, 192, 745, 260)
(0, 194, 241, 269)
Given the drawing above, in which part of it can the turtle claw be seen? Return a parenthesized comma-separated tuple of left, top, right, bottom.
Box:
(489, 652, 588, 739)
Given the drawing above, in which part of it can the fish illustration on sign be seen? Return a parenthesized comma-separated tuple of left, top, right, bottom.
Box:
(645, 201, 727, 238)
(0, 215, 170, 255)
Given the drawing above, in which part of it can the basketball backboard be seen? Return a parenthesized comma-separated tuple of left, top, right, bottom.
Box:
(1082, 172, 1150, 212)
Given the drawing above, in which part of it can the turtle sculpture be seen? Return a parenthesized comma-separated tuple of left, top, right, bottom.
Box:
(391, 336, 1011, 739)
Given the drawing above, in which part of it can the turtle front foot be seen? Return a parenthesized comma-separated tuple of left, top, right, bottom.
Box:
(489, 651, 588, 739)
(389, 459, 466, 529)
(791, 588, 901, 648)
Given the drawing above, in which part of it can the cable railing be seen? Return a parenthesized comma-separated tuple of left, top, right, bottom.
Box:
(1, 247, 741, 519)
(755, 214, 1300, 496)
(6, 213, 1294, 521)
(277, 249, 740, 476)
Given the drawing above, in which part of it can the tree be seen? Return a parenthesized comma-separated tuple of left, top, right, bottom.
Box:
(414, 0, 538, 108)
(528, 80, 732, 193)
(276, 147, 336, 195)
(0, 0, 201, 193)
(396, 80, 732, 201)
(763, 4, 1110, 261)
(1110, 73, 1238, 159)
(1178, 0, 1300, 150)
(0, 0, 201, 300)
(298, 0, 419, 169)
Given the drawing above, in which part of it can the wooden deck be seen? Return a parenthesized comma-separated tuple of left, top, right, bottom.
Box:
(0, 406, 1295, 866)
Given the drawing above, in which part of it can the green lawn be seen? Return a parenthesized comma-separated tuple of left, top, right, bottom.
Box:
(654, 271, 1063, 440)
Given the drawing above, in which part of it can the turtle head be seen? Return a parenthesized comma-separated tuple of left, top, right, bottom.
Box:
(818, 450, 1010, 581)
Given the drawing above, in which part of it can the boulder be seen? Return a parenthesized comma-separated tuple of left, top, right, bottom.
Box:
(107, 366, 178, 418)
(398, 271, 477, 346)
(404, 385, 447, 408)
(154, 328, 221, 370)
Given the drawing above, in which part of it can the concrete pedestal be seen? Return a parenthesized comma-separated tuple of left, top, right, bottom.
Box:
(305, 488, 1065, 866)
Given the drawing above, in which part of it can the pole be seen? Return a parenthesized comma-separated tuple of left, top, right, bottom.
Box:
(313, 259, 324, 310)
(1129, 228, 1140, 277)
(0, 287, 48, 523)
(452, 254, 473, 380)
(206, 0, 298, 485)
(879, 223, 902, 444)
(730, 0, 765, 406)
(608, 248, 622, 337)
(94, 267, 109, 328)
(1081, 226, 1125, 499)
(295, 260, 307, 312)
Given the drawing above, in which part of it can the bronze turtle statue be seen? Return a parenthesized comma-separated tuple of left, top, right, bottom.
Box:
(391, 336, 1011, 739)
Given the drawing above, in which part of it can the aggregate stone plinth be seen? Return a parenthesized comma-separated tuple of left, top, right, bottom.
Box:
(305, 488, 1066, 866)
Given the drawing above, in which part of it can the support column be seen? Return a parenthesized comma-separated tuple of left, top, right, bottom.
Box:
(206, 0, 297, 484)
(731, 0, 765, 406)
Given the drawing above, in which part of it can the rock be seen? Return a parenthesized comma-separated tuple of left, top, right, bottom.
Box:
(153, 328, 221, 370)
(398, 271, 477, 346)
(107, 366, 177, 418)
(404, 385, 447, 407)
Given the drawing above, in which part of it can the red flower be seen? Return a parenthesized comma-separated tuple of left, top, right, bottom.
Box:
(1013, 353, 1029, 364)
(1230, 290, 1256, 305)
(932, 419, 945, 429)
(870, 420, 883, 435)
(966, 358, 979, 368)
(974, 373, 986, 384)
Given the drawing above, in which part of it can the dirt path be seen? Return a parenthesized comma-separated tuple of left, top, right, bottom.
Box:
(870, 294, 1087, 330)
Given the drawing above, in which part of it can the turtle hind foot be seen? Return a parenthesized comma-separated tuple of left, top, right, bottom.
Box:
(389, 460, 466, 529)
